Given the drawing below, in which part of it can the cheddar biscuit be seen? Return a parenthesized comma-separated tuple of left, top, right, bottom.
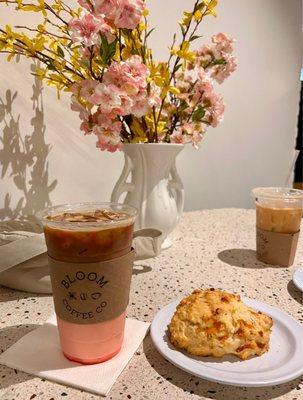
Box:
(169, 289, 272, 360)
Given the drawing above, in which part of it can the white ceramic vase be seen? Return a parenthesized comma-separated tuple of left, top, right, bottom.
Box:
(111, 143, 185, 248)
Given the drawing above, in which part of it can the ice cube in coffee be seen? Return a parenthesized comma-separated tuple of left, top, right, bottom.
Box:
(44, 208, 135, 262)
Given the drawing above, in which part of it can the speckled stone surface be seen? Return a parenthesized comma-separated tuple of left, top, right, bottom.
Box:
(0, 209, 303, 400)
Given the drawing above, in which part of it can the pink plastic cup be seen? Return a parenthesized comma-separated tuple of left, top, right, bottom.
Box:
(57, 312, 126, 364)
(39, 202, 137, 364)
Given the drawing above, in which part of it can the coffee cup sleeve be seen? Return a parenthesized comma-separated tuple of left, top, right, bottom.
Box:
(256, 227, 300, 267)
(49, 250, 135, 324)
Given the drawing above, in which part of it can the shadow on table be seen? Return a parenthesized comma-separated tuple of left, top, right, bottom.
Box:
(133, 264, 152, 275)
(0, 285, 49, 303)
(0, 324, 39, 390)
(287, 280, 303, 306)
(218, 249, 271, 269)
(143, 335, 302, 400)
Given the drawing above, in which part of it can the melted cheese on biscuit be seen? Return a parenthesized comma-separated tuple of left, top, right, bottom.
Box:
(169, 289, 273, 360)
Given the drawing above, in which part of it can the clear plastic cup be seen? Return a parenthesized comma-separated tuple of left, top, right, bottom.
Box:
(252, 187, 303, 266)
(39, 202, 137, 364)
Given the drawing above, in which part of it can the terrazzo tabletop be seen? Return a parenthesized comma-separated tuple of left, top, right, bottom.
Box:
(0, 208, 303, 400)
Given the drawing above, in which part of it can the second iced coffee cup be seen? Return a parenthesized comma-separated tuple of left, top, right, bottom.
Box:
(252, 187, 303, 267)
(39, 202, 137, 364)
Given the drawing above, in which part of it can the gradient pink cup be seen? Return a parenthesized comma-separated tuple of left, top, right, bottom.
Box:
(39, 202, 137, 364)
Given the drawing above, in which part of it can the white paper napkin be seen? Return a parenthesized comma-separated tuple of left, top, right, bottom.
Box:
(0, 315, 150, 396)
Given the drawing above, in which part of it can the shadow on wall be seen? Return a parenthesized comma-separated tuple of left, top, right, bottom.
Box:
(0, 63, 57, 221)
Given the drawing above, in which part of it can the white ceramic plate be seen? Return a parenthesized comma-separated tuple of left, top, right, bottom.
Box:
(150, 298, 303, 387)
(293, 267, 303, 292)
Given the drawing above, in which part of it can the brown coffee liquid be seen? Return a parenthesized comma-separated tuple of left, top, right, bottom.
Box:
(256, 204, 302, 234)
(44, 210, 134, 262)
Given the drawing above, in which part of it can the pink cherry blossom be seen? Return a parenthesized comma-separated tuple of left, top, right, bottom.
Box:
(192, 67, 213, 101)
(79, 79, 98, 102)
(212, 33, 235, 54)
(92, 0, 144, 30)
(179, 123, 204, 148)
(94, 0, 118, 19)
(196, 44, 213, 60)
(148, 84, 161, 108)
(104, 62, 139, 95)
(211, 53, 237, 84)
(191, 131, 203, 148)
(125, 55, 149, 87)
(69, 13, 114, 47)
(207, 92, 225, 127)
(94, 110, 116, 127)
(94, 122, 123, 152)
(175, 78, 191, 93)
(196, 33, 237, 84)
(131, 92, 151, 117)
(90, 83, 122, 111)
(94, 120, 122, 136)
(114, 0, 144, 29)
(97, 141, 123, 152)
(181, 122, 194, 135)
(175, 68, 194, 93)
(104, 56, 148, 95)
(80, 120, 91, 134)
(170, 130, 187, 144)
(119, 93, 135, 115)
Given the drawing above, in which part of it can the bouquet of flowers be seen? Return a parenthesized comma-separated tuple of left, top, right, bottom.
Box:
(0, 0, 236, 152)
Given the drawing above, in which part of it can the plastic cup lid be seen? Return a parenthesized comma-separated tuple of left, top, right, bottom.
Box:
(252, 187, 303, 201)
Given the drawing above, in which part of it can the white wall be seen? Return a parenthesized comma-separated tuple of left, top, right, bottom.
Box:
(0, 0, 301, 219)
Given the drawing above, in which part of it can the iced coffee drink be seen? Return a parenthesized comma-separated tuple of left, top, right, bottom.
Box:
(44, 208, 135, 262)
(252, 188, 303, 267)
(39, 202, 137, 364)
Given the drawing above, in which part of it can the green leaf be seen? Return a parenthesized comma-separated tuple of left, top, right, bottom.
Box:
(192, 106, 205, 122)
(94, 58, 103, 65)
(100, 36, 117, 65)
(131, 47, 140, 55)
(189, 35, 202, 42)
(174, 63, 182, 72)
(108, 38, 118, 58)
(121, 28, 132, 36)
(80, 58, 90, 68)
(57, 45, 64, 58)
(46, 60, 56, 70)
(213, 58, 226, 65)
(179, 23, 185, 36)
(145, 28, 155, 39)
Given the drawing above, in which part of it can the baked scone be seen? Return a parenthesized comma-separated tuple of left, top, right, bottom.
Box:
(169, 289, 273, 360)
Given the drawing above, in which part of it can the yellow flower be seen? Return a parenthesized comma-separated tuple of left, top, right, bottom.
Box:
(168, 86, 180, 95)
(142, 8, 149, 17)
(19, 0, 47, 16)
(194, 9, 202, 22)
(176, 41, 196, 62)
(180, 11, 192, 27)
(203, 0, 218, 17)
(37, 24, 46, 33)
(131, 118, 146, 138)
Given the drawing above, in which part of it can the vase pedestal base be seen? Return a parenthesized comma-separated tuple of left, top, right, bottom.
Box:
(161, 237, 172, 250)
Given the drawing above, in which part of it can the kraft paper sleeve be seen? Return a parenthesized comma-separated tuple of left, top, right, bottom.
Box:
(256, 227, 300, 267)
(48, 250, 135, 324)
